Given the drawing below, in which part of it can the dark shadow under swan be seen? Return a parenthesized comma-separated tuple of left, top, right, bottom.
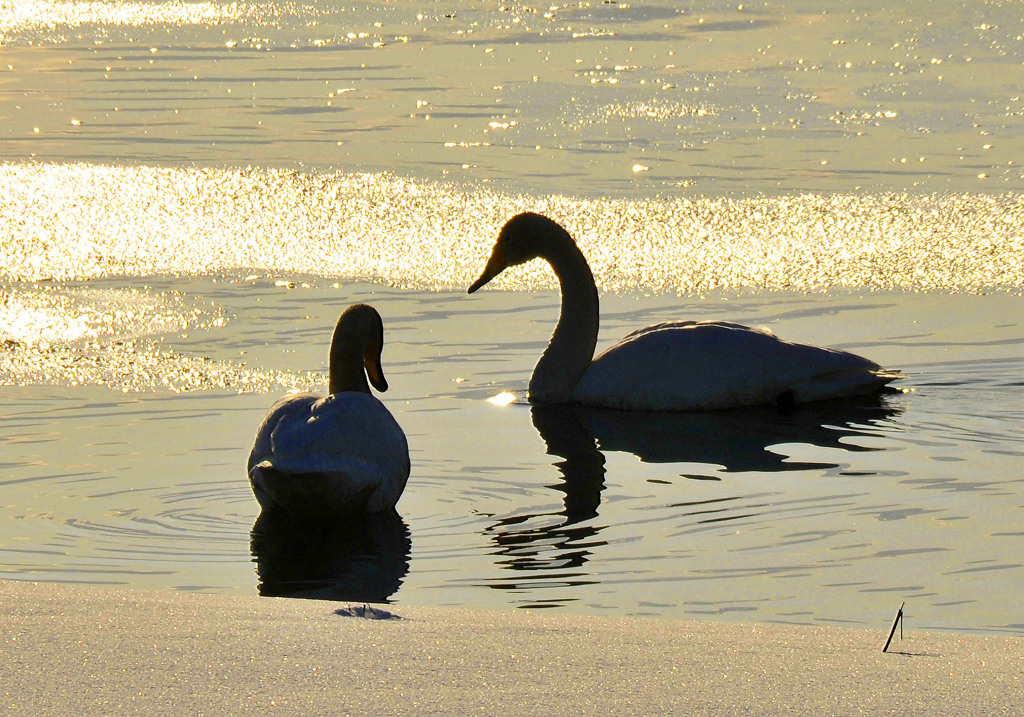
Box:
(479, 395, 903, 601)
(250, 509, 411, 603)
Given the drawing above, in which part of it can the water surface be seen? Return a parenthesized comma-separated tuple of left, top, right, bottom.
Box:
(1, 0, 1022, 634)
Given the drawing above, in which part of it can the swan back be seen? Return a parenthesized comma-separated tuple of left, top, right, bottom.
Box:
(249, 392, 410, 516)
(575, 321, 893, 410)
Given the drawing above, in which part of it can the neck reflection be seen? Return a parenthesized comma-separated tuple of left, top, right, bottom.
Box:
(481, 396, 903, 609)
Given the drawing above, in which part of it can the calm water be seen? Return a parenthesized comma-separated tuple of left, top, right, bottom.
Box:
(1, 0, 1022, 633)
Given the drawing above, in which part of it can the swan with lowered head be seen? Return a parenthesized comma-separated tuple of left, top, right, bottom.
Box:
(468, 212, 901, 411)
(248, 303, 410, 517)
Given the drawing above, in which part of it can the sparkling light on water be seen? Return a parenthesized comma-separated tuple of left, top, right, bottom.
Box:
(0, 285, 199, 346)
(0, 338, 317, 393)
(1, 0, 1023, 632)
(0, 281, 319, 392)
(0, 1, 247, 35)
(1, 162, 1022, 293)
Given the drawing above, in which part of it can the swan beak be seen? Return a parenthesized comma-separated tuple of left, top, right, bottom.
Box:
(365, 346, 389, 392)
(468, 242, 507, 294)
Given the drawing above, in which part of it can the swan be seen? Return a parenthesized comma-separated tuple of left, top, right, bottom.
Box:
(247, 303, 410, 517)
(468, 212, 901, 411)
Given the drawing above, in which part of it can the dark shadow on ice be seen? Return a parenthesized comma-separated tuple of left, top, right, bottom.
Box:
(250, 509, 411, 603)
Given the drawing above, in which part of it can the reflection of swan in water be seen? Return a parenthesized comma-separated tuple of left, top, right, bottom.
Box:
(250, 509, 410, 603)
(573, 394, 902, 476)
(481, 405, 606, 607)
(533, 393, 902, 494)
(482, 397, 902, 605)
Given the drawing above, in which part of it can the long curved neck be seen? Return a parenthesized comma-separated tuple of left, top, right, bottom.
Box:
(529, 233, 599, 403)
(328, 324, 370, 395)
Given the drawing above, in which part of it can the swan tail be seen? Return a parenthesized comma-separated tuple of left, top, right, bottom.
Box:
(249, 461, 392, 517)
(785, 366, 904, 404)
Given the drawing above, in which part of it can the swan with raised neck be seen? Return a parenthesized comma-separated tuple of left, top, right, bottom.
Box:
(470, 212, 599, 403)
(469, 212, 901, 411)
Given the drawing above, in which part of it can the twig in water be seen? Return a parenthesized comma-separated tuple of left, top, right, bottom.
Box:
(882, 602, 905, 653)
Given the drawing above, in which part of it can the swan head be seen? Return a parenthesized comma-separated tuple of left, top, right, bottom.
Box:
(329, 303, 389, 395)
(468, 212, 568, 293)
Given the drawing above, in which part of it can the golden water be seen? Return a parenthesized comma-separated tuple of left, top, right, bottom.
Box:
(0, 0, 1022, 632)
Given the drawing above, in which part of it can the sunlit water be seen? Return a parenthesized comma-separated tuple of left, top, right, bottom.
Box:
(1, 0, 1022, 634)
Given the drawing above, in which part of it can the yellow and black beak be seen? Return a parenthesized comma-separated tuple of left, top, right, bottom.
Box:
(467, 241, 507, 294)
(364, 345, 389, 392)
